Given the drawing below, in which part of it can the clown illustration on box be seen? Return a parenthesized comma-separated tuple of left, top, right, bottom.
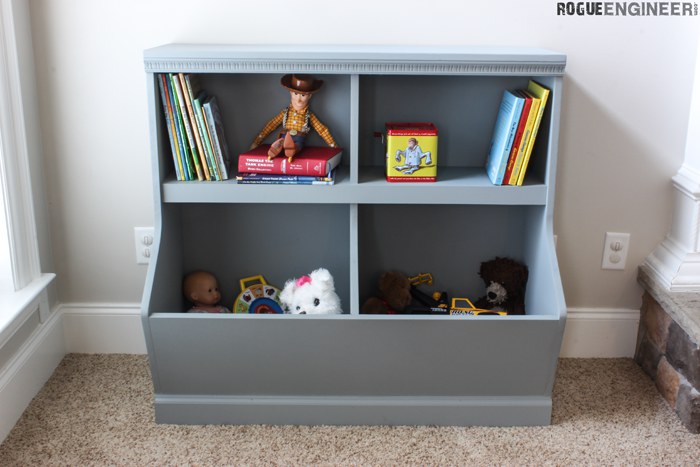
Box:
(394, 137, 432, 175)
(249, 74, 338, 162)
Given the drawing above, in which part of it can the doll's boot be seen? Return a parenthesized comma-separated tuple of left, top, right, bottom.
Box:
(283, 132, 298, 161)
(267, 138, 284, 159)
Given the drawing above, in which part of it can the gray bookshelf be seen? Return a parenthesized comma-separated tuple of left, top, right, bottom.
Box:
(141, 44, 567, 426)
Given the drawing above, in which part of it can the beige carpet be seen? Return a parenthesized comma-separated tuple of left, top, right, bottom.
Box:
(0, 355, 698, 465)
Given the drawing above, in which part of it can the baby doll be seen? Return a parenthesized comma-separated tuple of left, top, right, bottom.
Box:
(249, 74, 337, 162)
(183, 270, 230, 313)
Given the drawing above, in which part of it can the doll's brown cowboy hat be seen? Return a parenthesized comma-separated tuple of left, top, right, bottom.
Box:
(281, 74, 323, 94)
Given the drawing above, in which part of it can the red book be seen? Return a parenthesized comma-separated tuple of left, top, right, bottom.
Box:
(503, 92, 532, 185)
(238, 145, 343, 176)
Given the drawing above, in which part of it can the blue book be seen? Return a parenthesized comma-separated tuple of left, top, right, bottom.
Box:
(485, 90, 525, 185)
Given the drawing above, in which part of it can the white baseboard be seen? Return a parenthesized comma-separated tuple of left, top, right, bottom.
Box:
(560, 308, 640, 358)
(58, 304, 640, 358)
(60, 303, 146, 354)
(0, 308, 65, 442)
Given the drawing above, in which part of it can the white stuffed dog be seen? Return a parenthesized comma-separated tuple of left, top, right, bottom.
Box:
(280, 268, 342, 314)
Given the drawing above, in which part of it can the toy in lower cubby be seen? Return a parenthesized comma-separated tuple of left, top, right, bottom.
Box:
(233, 275, 284, 314)
(280, 268, 342, 314)
(361, 259, 528, 316)
(183, 271, 231, 313)
(472, 257, 529, 315)
(360, 271, 413, 314)
(361, 271, 452, 315)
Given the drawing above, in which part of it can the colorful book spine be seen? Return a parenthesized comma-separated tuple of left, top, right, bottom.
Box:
(237, 146, 342, 176)
(193, 93, 221, 181)
(178, 73, 212, 181)
(202, 96, 231, 181)
(236, 170, 334, 183)
(502, 92, 533, 185)
(157, 74, 183, 181)
(165, 74, 195, 180)
(485, 90, 524, 185)
(171, 73, 204, 181)
(507, 91, 541, 186)
(515, 80, 551, 186)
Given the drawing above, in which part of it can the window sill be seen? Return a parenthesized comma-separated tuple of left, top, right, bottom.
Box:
(0, 273, 55, 348)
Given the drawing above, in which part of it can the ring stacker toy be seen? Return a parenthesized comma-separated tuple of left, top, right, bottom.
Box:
(233, 275, 284, 314)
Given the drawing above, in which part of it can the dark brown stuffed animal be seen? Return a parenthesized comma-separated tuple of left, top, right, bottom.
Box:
(361, 271, 412, 314)
(472, 257, 528, 315)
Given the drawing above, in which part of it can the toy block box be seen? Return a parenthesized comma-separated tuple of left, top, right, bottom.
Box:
(386, 122, 438, 182)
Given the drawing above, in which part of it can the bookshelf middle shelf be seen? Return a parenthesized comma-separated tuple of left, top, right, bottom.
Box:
(161, 167, 548, 204)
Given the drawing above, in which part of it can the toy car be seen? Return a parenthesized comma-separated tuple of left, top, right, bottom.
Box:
(449, 298, 507, 316)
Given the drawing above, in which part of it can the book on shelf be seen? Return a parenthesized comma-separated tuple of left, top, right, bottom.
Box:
(202, 96, 231, 181)
(513, 80, 550, 186)
(506, 89, 541, 185)
(157, 74, 184, 181)
(170, 73, 205, 181)
(155, 73, 232, 181)
(237, 145, 343, 176)
(178, 73, 212, 180)
(236, 170, 336, 185)
(485, 81, 551, 186)
(165, 73, 196, 180)
(485, 90, 525, 185)
(502, 91, 534, 185)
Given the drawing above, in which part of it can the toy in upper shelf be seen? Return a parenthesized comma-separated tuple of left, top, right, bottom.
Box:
(249, 74, 338, 163)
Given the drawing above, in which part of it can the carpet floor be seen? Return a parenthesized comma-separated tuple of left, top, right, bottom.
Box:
(0, 354, 699, 465)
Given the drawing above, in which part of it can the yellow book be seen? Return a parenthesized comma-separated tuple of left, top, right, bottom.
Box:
(508, 91, 540, 185)
(515, 80, 550, 186)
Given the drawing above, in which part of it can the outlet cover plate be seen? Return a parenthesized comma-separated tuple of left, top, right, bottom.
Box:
(134, 227, 154, 265)
(602, 232, 630, 270)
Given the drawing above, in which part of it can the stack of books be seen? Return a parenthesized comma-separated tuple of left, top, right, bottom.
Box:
(485, 80, 551, 186)
(236, 145, 342, 185)
(157, 73, 231, 181)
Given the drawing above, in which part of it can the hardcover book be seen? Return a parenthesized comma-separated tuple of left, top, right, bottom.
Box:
(236, 170, 335, 185)
(502, 91, 533, 185)
(485, 90, 524, 185)
(238, 146, 342, 176)
(514, 80, 550, 186)
(202, 95, 231, 180)
(507, 90, 541, 185)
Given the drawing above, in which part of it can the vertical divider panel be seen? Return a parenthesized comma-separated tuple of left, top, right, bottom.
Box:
(349, 203, 359, 314)
(349, 74, 360, 314)
(349, 74, 359, 184)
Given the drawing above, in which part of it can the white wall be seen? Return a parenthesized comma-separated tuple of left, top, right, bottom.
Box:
(27, 0, 699, 310)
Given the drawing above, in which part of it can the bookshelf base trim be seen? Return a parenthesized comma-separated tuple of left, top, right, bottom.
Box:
(154, 394, 552, 426)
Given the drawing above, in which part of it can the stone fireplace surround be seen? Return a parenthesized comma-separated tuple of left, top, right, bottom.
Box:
(636, 264, 700, 433)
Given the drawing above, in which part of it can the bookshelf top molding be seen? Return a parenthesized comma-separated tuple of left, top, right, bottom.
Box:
(144, 44, 566, 76)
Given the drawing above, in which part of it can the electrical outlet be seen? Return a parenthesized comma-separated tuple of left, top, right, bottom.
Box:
(134, 227, 154, 265)
(601, 232, 630, 270)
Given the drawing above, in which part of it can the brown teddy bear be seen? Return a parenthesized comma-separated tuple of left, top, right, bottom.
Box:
(472, 257, 528, 315)
(361, 271, 413, 314)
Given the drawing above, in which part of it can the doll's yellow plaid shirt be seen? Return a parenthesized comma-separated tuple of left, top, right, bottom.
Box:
(253, 106, 337, 148)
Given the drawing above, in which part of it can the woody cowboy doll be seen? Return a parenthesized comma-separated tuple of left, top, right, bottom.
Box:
(249, 74, 337, 162)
